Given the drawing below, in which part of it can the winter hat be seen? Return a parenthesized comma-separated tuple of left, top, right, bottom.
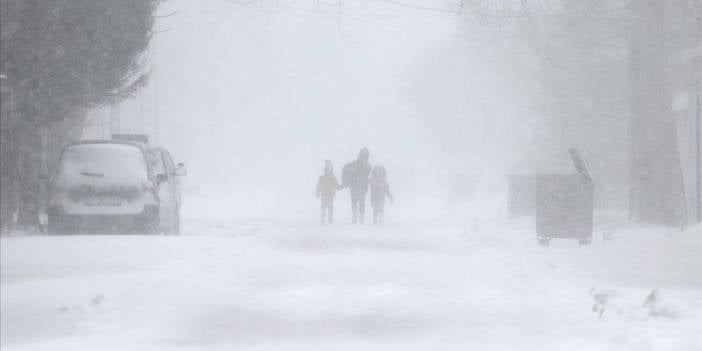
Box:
(358, 147, 370, 162)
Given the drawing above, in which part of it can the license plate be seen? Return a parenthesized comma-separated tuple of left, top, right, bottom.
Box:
(84, 198, 122, 206)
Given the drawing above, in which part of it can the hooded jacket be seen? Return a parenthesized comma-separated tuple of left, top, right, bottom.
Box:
(342, 148, 371, 196)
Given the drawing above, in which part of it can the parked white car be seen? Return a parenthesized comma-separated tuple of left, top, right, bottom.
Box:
(146, 146, 186, 234)
(46, 140, 186, 234)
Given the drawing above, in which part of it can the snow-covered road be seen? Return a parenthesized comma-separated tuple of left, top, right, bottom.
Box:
(2, 218, 701, 350)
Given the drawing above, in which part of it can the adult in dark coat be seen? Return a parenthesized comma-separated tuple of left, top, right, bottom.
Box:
(342, 148, 371, 224)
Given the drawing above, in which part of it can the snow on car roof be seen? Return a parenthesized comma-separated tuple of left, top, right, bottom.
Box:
(67, 139, 147, 150)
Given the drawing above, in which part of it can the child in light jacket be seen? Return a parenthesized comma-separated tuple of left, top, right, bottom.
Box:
(316, 160, 340, 223)
(369, 165, 394, 225)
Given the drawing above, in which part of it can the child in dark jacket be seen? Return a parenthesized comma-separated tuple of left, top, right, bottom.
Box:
(369, 165, 394, 225)
(316, 160, 340, 223)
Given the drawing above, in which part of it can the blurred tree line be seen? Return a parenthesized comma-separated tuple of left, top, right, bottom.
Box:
(1, 0, 159, 231)
(462, 0, 701, 225)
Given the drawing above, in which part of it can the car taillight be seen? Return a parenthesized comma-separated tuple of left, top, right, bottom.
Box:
(49, 181, 64, 198)
(142, 182, 159, 196)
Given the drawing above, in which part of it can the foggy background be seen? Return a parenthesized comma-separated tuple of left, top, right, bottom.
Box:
(2, 1, 702, 350)
(84, 0, 534, 222)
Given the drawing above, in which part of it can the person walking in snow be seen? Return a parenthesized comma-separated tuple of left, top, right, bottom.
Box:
(316, 160, 341, 223)
(341, 148, 372, 224)
(369, 165, 394, 225)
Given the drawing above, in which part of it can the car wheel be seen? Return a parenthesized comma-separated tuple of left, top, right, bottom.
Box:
(138, 216, 159, 234)
(47, 214, 68, 235)
(172, 209, 181, 235)
(162, 207, 180, 235)
(578, 238, 592, 246)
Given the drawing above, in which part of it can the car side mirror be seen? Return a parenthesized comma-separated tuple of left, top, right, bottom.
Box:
(174, 163, 187, 177)
(156, 173, 168, 184)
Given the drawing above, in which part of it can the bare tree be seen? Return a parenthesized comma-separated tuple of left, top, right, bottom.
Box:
(0, 0, 160, 230)
(460, 0, 700, 225)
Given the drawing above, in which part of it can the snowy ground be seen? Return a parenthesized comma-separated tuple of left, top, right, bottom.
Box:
(2, 215, 701, 350)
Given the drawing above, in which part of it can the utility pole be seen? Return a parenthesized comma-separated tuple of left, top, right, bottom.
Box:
(697, 78, 701, 223)
(153, 64, 159, 145)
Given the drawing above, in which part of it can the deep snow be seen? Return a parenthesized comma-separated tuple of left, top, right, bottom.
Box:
(1, 217, 701, 350)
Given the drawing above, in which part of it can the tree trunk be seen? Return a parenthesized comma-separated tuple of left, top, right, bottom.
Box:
(629, 0, 683, 225)
(13, 108, 87, 229)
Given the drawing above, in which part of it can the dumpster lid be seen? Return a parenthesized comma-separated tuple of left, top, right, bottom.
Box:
(568, 148, 593, 183)
(510, 152, 575, 175)
(510, 149, 594, 183)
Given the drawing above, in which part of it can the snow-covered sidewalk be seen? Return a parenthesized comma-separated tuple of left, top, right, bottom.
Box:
(2, 218, 701, 350)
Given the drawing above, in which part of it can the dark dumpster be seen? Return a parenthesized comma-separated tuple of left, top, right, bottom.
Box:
(508, 174, 537, 217)
(535, 149, 594, 246)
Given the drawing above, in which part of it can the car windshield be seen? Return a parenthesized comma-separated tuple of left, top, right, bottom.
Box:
(55, 143, 149, 187)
